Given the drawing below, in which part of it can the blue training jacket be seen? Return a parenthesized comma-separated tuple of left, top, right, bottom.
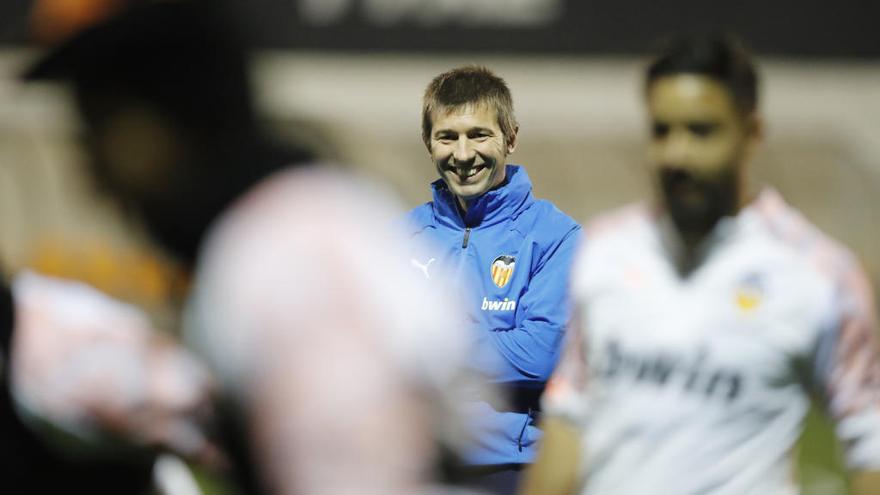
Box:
(406, 165, 581, 466)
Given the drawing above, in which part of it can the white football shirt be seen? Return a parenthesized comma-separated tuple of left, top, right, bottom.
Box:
(544, 189, 880, 495)
(185, 166, 472, 494)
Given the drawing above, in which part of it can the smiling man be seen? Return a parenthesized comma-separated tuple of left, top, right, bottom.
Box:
(406, 66, 581, 494)
(523, 34, 880, 495)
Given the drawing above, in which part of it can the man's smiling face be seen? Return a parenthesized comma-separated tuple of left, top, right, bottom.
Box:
(429, 103, 515, 207)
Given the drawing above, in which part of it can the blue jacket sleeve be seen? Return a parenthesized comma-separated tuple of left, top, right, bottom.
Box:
(470, 226, 582, 384)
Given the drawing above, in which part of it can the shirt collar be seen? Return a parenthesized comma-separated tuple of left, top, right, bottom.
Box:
(654, 187, 778, 274)
(431, 164, 534, 228)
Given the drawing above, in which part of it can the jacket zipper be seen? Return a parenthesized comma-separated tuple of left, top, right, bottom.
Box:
(462, 227, 471, 248)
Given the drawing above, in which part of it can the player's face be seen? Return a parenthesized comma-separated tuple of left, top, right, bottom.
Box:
(83, 101, 183, 205)
(429, 104, 515, 205)
(78, 88, 207, 263)
(646, 75, 759, 234)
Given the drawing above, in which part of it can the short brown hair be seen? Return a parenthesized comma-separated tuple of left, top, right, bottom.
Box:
(421, 65, 517, 150)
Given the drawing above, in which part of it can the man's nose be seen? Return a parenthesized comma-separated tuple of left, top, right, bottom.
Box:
(453, 137, 476, 163)
(660, 130, 694, 166)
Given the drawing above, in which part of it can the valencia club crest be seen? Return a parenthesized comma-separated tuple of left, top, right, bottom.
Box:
(491, 255, 516, 288)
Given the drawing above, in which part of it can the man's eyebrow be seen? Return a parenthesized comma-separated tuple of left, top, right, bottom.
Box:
(434, 126, 495, 136)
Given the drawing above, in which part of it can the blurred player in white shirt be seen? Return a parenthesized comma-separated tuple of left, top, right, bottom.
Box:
(523, 34, 880, 495)
(185, 168, 471, 494)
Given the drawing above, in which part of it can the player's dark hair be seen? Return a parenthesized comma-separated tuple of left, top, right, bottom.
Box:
(646, 33, 759, 115)
(422, 65, 517, 150)
(67, 1, 257, 144)
(30, 1, 312, 265)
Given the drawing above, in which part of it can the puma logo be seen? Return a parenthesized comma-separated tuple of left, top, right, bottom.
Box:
(410, 258, 436, 279)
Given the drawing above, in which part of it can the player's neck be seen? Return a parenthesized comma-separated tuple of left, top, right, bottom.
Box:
(666, 186, 755, 276)
(675, 229, 713, 276)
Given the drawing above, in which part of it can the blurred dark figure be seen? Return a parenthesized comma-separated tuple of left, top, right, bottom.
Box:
(23, 1, 304, 491)
(523, 34, 880, 495)
(23, 1, 471, 494)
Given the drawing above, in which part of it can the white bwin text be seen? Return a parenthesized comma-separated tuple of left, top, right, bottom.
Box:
(482, 297, 517, 311)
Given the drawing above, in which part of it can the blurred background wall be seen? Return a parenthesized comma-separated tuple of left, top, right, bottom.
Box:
(2, 52, 878, 299)
(0, 0, 877, 304)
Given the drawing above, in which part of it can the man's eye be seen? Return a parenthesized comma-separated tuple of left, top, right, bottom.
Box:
(435, 134, 455, 143)
(466, 130, 491, 139)
(688, 122, 717, 137)
(652, 123, 670, 139)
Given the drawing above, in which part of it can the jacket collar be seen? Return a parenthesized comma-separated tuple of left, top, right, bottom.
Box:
(431, 165, 534, 228)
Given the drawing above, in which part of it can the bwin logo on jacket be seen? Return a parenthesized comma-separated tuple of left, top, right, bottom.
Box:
(491, 255, 516, 288)
(482, 297, 517, 311)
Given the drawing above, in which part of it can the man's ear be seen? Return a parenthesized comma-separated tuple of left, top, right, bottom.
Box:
(507, 125, 520, 154)
(748, 112, 764, 140)
(743, 112, 763, 161)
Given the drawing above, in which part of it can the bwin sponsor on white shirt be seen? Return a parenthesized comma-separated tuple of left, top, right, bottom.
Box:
(481, 297, 516, 311)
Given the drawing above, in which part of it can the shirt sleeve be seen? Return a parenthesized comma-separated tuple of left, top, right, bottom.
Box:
(812, 258, 880, 471)
(469, 225, 583, 384)
(8, 272, 214, 458)
(541, 305, 591, 426)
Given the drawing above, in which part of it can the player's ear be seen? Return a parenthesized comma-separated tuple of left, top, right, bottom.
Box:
(422, 128, 433, 154)
(742, 112, 763, 161)
(747, 112, 763, 141)
(506, 125, 519, 154)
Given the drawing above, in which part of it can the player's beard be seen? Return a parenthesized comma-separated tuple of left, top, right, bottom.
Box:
(91, 138, 309, 266)
(659, 165, 739, 244)
(105, 165, 222, 266)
